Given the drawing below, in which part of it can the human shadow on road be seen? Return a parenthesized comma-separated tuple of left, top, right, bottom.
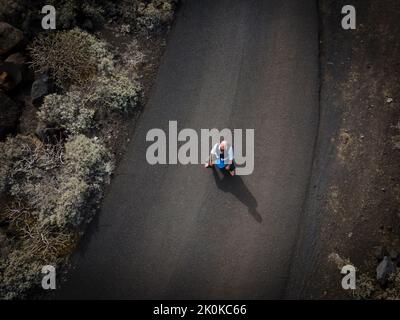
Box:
(212, 168, 262, 223)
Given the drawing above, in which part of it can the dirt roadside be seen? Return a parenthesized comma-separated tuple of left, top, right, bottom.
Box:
(287, 0, 400, 299)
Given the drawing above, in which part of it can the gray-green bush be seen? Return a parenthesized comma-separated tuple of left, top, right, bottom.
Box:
(136, 0, 176, 32)
(0, 134, 113, 299)
(38, 92, 96, 135)
(52, 135, 114, 227)
(85, 74, 142, 114)
(0, 135, 113, 228)
(37, 75, 141, 134)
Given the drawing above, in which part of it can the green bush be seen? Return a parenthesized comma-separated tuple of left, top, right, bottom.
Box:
(46, 135, 113, 227)
(137, 0, 176, 32)
(86, 74, 142, 114)
(0, 227, 73, 299)
(29, 28, 113, 89)
(0, 0, 111, 33)
(0, 134, 112, 299)
(64, 134, 113, 181)
(113, 0, 138, 25)
(0, 136, 62, 228)
(54, 0, 78, 29)
(37, 75, 141, 134)
(0, 135, 62, 198)
(0, 248, 42, 300)
(38, 92, 96, 135)
(49, 0, 110, 30)
(81, 2, 106, 27)
(0, 134, 113, 228)
(1, 0, 178, 35)
(50, 135, 114, 227)
(53, 1, 104, 29)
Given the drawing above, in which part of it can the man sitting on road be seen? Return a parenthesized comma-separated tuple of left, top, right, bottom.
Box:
(205, 140, 236, 176)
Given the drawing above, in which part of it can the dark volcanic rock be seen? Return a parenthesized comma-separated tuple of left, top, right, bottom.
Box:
(0, 22, 24, 55)
(0, 62, 22, 91)
(373, 246, 388, 261)
(35, 122, 63, 143)
(0, 91, 20, 140)
(376, 256, 396, 286)
(5, 52, 26, 65)
(31, 73, 51, 106)
(389, 249, 398, 261)
(6, 52, 33, 83)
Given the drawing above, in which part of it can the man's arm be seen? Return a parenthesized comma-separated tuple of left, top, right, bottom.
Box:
(225, 146, 234, 169)
(210, 143, 219, 155)
(228, 146, 234, 163)
(209, 143, 219, 165)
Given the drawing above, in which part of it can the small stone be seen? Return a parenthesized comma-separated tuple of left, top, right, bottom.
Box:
(5, 53, 32, 83)
(389, 249, 398, 260)
(34, 123, 59, 142)
(0, 62, 22, 90)
(31, 73, 51, 106)
(373, 246, 387, 261)
(0, 91, 20, 140)
(386, 98, 393, 103)
(5, 52, 26, 65)
(82, 19, 94, 31)
(376, 256, 396, 286)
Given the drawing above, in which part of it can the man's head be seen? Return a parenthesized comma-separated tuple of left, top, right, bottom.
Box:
(220, 140, 228, 152)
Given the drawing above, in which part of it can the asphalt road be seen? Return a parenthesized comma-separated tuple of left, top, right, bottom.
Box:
(57, 0, 319, 299)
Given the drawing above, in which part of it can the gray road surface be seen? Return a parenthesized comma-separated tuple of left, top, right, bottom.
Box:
(57, 0, 319, 299)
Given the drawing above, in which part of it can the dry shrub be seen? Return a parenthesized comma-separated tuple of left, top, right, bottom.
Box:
(0, 135, 62, 197)
(28, 28, 113, 89)
(4, 201, 75, 259)
(0, 134, 113, 228)
(0, 134, 113, 299)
